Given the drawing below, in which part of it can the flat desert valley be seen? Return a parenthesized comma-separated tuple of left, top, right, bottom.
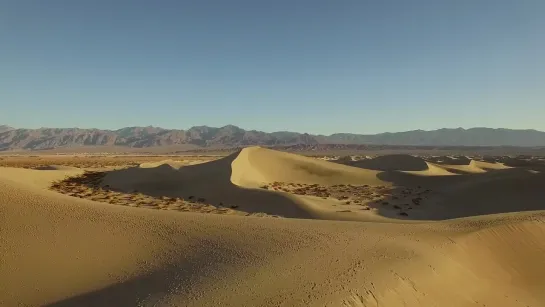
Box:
(1, 147, 545, 306)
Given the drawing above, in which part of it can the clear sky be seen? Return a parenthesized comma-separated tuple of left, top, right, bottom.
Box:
(1, 0, 544, 134)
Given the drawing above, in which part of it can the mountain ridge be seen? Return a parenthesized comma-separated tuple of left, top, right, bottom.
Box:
(1, 125, 544, 151)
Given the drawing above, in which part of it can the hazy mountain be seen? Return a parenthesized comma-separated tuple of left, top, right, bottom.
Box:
(0, 125, 544, 151)
(324, 128, 545, 146)
(0, 125, 14, 133)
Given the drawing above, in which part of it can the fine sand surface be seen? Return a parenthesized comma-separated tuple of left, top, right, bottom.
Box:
(2, 147, 545, 306)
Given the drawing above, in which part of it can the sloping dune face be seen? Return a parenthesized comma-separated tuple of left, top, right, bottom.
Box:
(436, 160, 510, 174)
(138, 160, 186, 169)
(354, 216, 545, 307)
(473, 160, 512, 170)
(402, 161, 458, 176)
(450, 220, 545, 303)
(2, 171, 544, 307)
(438, 160, 487, 174)
(231, 147, 386, 187)
(2, 158, 545, 306)
(98, 147, 387, 218)
(350, 154, 429, 171)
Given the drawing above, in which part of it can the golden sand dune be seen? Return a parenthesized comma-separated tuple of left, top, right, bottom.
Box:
(34, 148, 545, 221)
(1, 167, 545, 306)
(401, 161, 458, 176)
(433, 160, 509, 174)
(404, 159, 510, 176)
(473, 159, 512, 170)
(138, 159, 187, 169)
(431, 155, 472, 165)
(139, 159, 209, 169)
(2, 148, 545, 306)
(96, 147, 389, 219)
(231, 146, 386, 187)
(438, 160, 488, 174)
(349, 154, 510, 175)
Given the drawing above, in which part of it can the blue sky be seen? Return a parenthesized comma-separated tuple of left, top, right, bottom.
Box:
(1, 0, 544, 134)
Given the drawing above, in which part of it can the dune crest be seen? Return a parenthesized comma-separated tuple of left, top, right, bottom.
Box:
(138, 160, 186, 169)
(231, 146, 387, 187)
(402, 161, 457, 176)
(437, 160, 487, 174)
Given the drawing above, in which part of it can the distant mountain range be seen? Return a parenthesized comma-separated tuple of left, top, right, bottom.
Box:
(1, 125, 544, 151)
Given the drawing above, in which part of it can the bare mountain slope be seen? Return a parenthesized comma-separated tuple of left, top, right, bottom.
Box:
(1, 125, 544, 151)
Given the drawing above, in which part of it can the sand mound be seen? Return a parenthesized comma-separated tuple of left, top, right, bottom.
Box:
(447, 219, 545, 304)
(400, 162, 457, 176)
(62, 148, 542, 222)
(377, 165, 545, 220)
(408, 159, 510, 176)
(362, 216, 545, 306)
(427, 168, 545, 219)
(428, 156, 472, 165)
(473, 160, 512, 170)
(438, 160, 487, 174)
(97, 147, 388, 219)
(138, 160, 187, 169)
(0, 167, 84, 188)
(2, 169, 545, 306)
(231, 146, 386, 187)
(350, 154, 429, 171)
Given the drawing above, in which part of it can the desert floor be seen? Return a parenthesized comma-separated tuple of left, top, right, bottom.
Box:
(1, 147, 545, 306)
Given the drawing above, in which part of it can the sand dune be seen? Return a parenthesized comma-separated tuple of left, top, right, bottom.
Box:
(401, 161, 458, 176)
(473, 159, 512, 170)
(438, 160, 487, 174)
(138, 159, 187, 169)
(231, 146, 386, 187)
(139, 159, 208, 169)
(2, 148, 545, 306)
(96, 147, 389, 219)
(434, 160, 510, 174)
(349, 154, 511, 175)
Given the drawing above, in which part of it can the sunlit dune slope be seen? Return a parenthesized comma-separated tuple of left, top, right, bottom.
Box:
(230, 146, 386, 187)
(1, 167, 545, 306)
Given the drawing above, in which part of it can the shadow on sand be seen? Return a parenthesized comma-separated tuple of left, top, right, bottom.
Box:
(62, 152, 545, 222)
(373, 165, 545, 220)
(45, 237, 246, 307)
(77, 152, 315, 219)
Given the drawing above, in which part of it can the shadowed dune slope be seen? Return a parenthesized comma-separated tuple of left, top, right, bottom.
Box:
(376, 163, 545, 219)
(1, 167, 545, 306)
(349, 154, 429, 171)
(33, 165, 83, 171)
